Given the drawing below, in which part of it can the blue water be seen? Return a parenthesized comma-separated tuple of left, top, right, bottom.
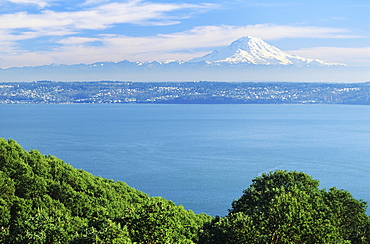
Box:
(1, 104, 370, 216)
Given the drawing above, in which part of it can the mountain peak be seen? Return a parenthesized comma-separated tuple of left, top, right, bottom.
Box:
(189, 36, 345, 67)
(229, 36, 263, 47)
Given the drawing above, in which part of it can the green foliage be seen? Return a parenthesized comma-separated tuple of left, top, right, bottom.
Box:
(0, 171, 14, 242)
(9, 201, 79, 243)
(1, 138, 369, 243)
(0, 138, 210, 243)
(323, 187, 370, 243)
(123, 197, 211, 243)
(199, 212, 259, 244)
(73, 218, 132, 244)
(201, 170, 370, 243)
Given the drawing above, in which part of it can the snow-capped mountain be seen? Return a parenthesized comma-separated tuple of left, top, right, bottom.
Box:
(0, 36, 362, 82)
(189, 36, 345, 67)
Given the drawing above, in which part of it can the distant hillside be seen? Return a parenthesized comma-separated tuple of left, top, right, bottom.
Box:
(2, 81, 370, 104)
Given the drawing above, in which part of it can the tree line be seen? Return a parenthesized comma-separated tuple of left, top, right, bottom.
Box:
(0, 138, 369, 243)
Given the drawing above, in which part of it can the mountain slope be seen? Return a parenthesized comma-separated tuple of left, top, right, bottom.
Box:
(189, 36, 345, 67)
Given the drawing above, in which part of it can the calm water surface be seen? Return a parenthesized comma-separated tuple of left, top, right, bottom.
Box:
(1, 104, 370, 216)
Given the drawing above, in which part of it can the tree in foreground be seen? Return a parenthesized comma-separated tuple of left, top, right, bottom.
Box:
(0, 138, 211, 243)
(199, 170, 370, 243)
(1, 138, 370, 243)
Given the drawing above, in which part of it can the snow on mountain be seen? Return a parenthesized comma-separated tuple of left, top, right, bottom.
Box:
(0, 36, 357, 82)
(189, 36, 345, 67)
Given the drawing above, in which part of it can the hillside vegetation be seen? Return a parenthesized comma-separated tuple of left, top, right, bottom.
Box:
(0, 138, 210, 243)
(1, 138, 369, 243)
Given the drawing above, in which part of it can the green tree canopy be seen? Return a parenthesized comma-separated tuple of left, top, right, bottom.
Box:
(1, 138, 369, 243)
(200, 170, 370, 243)
(0, 138, 211, 243)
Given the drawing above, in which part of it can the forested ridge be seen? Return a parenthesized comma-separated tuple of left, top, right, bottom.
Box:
(1, 138, 370, 243)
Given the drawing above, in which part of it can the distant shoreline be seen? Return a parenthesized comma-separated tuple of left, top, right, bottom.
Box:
(1, 81, 370, 105)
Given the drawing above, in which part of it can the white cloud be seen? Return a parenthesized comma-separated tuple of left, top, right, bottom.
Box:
(0, 0, 218, 45)
(1, 23, 365, 68)
(0, 13, 368, 67)
(247, 3, 295, 7)
(101, 24, 356, 61)
(80, 0, 110, 6)
(288, 47, 370, 66)
(58, 36, 101, 45)
(0, 0, 219, 66)
(6, 0, 53, 8)
(0, 1, 217, 30)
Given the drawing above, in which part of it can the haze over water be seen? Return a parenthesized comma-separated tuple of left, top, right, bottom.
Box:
(1, 104, 370, 216)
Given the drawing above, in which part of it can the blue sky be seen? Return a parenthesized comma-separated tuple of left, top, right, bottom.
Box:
(0, 0, 369, 68)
